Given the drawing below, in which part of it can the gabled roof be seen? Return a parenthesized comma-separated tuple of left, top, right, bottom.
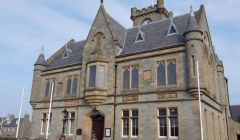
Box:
(230, 105, 240, 121)
(43, 6, 201, 70)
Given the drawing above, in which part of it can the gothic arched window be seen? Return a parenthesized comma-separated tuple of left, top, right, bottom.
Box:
(131, 67, 139, 89)
(123, 68, 130, 90)
(167, 61, 176, 85)
(66, 77, 72, 95)
(45, 81, 50, 97)
(72, 76, 78, 95)
(157, 62, 166, 86)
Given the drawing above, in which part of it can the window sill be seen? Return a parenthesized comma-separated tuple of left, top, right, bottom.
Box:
(85, 87, 107, 92)
(122, 89, 139, 94)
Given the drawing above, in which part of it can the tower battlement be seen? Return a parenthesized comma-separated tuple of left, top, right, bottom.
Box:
(130, 0, 173, 26)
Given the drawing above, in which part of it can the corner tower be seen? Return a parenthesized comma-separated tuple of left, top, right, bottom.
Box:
(131, 0, 173, 27)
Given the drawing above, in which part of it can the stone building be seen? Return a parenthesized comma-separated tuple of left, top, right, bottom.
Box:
(0, 114, 31, 139)
(30, 1, 239, 140)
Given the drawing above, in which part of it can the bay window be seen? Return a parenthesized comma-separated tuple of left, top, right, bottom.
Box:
(87, 63, 107, 89)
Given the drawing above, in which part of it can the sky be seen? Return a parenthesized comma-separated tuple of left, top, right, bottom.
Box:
(0, 0, 239, 117)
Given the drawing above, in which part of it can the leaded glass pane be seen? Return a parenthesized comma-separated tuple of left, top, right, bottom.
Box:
(123, 69, 130, 90)
(123, 110, 129, 117)
(131, 67, 139, 89)
(159, 117, 167, 136)
(98, 65, 105, 88)
(72, 77, 78, 95)
(123, 118, 129, 136)
(45, 81, 50, 97)
(159, 108, 167, 116)
(157, 63, 166, 86)
(89, 65, 96, 87)
(168, 62, 176, 85)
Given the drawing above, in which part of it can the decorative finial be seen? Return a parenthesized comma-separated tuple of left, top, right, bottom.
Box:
(41, 45, 44, 54)
(190, 0, 194, 17)
(101, 0, 103, 4)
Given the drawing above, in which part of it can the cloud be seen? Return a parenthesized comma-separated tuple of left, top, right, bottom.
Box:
(0, 0, 239, 115)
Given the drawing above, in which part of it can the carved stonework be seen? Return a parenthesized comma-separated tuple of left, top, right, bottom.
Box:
(122, 95, 138, 102)
(90, 32, 107, 62)
(157, 92, 177, 99)
(143, 70, 151, 81)
(64, 100, 77, 106)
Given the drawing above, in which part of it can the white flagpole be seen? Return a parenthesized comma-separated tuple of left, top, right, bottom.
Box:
(46, 81, 54, 139)
(16, 88, 25, 138)
(196, 60, 204, 140)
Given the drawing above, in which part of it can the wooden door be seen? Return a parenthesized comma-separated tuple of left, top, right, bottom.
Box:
(92, 115, 104, 140)
(237, 135, 240, 140)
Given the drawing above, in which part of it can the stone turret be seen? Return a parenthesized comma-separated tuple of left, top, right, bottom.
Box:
(184, 8, 203, 94)
(131, 0, 173, 27)
(31, 50, 46, 102)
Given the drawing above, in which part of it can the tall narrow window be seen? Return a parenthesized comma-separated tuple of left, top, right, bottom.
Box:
(122, 110, 129, 136)
(41, 113, 47, 134)
(69, 112, 75, 135)
(123, 68, 130, 90)
(131, 67, 139, 89)
(159, 108, 167, 137)
(212, 113, 216, 140)
(169, 108, 178, 137)
(191, 55, 196, 76)
(157, 63, 166, 86)
(89, 65, 96, 87)
(98, 65, 105, 88)
(204, 109, 209, 140)
(167, 61, 176, 85)
(66, 77, 72, 95)
(45, 81, 50, 97)
(131, 110, 138, 137)
(218, 116, 222, 140)
(72, 77, 78, 95)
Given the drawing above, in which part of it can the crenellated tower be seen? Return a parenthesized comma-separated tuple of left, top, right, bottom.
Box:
(131, 0, 173, 27)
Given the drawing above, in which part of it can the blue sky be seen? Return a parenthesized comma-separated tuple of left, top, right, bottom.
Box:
(0, 0, 239, 117)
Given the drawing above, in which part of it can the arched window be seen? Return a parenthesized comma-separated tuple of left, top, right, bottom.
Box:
(123, 68, 130, 90)
(131, 67, 139, 89)
(157, 63, 166, 86)
(72, 76, 78, 95)
(45, 81, 50, 97)
(167, 61, 176, 85)
(66, 77, 72, 95)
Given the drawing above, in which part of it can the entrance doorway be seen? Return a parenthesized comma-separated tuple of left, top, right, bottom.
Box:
(237, 134, 240, 140)
(92, 114, 104, 140)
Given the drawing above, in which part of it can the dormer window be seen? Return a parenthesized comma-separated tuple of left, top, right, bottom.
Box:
(167, 18, 178, 36)
(62, 47, 72, 59)
(135, 27, 145, 43)
(143, 18, 152, 25)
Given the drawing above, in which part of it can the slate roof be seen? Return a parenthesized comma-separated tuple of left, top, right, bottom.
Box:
(0, 117, 18, 127)
(44, 8, 200, 70)
(35, 54, 46, 66)
(230, 105, 240, 121)
(46, 41, 85, 70)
